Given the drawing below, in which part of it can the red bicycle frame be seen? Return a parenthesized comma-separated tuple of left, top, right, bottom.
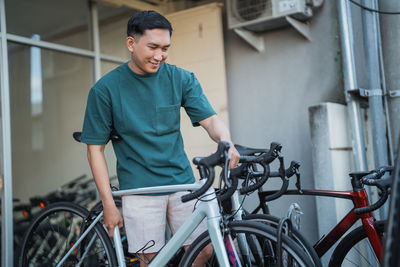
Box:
(252, 188, 383, 262)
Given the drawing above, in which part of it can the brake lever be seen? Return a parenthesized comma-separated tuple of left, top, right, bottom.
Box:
(223, 150, 231, 187)
(295, 169, 303, 194)
(278, 151, 285, 178)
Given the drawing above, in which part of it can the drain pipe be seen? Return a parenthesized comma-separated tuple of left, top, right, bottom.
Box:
(360, 0, 389, 219)
(376, 14, 394, 166)
(337, 0, 368, 171)
(379, 0, 400, 162)
(360, 0, 389, 169)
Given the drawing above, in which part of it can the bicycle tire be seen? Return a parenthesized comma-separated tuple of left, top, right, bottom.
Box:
(384, 143, 400, 267)
(329, 220, 385, 267)
(244, 213, 322, 267)
(179, 220, 314, 267)
(18, 201, 117, 267)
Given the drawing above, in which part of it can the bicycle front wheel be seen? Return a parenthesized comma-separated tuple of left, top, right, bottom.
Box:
(179, 220, 313, 267)
(329, 220, 385, 267)
(18, 202, 117, 267)
(244, 213, 321, 267)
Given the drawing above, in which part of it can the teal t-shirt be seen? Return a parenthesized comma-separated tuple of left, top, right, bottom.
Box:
(81, 62, 216, 190)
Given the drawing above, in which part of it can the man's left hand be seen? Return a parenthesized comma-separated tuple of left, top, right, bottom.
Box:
(228, 143, 240, 169)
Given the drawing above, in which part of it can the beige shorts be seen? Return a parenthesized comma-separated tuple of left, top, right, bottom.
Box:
(122, 191, 207, 253)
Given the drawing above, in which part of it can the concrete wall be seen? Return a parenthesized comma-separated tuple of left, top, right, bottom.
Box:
(309, 102, 354, 264)
(223, 0, 344, 243)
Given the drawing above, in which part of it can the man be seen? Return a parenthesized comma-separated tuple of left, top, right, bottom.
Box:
(81, 10, 239, 266)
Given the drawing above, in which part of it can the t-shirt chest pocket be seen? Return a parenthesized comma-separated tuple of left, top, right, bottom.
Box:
(155, 104, 180, 135)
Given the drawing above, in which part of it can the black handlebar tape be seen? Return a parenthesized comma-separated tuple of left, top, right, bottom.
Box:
(354, 167, 393, 214)
(269, 171, 280, 177)
(193, 141, 231, 167)
(362, 166, 393, 184)
(240, 162, 270, 194)
(378, 176, 393, 188)
(181, 142, 230, 203)
(361, 170, 382, 182)
(263, 177, 290, 202)
(238, 155, 263, 163)
(181, 167, 215, 203)
(229, 163, 248, 177)
(218, 174, 239, 202)
(354, 183, 389, 215)
(256, 151, 288, 201)
(269, 162, 300, 178)
(239, 143, 282, 195)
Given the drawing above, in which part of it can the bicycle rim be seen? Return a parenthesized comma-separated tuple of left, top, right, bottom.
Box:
(329, 220, 385, 267)
(179, 220, 313, 267)
(244, 213, 321, 267)
(19, 202, 117, 267)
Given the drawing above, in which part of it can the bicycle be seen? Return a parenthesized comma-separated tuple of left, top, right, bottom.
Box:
(189, 142, 322, 267)
(19, 141, 313, 266)
(237, 143, 391, 266)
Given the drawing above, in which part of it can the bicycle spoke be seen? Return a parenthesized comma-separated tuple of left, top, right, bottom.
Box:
(352, 247, 376, 266)
(343, 257, 362, 266)
(343, 241, 379, 267)
(20, 203, 116, 266)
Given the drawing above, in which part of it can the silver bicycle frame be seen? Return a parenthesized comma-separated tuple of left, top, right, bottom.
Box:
(230, 189, 249, 266)
(57, 179, 230, 267)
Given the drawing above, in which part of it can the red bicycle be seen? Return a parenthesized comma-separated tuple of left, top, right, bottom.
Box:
(245, 164, 392, 266)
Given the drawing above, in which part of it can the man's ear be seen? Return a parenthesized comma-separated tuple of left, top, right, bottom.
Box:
(126, 36, 135, 52)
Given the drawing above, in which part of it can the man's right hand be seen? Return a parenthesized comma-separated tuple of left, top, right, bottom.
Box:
(103, 202, 123, 238)
(87, 144, 123, 238)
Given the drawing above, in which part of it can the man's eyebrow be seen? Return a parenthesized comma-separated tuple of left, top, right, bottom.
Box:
(147, 42, 170, 48)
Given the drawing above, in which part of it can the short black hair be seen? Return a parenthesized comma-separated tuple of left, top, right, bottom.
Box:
(127, 11, 173, 37)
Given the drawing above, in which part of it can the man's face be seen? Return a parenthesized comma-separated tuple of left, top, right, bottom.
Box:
(126, 28, 170, 75)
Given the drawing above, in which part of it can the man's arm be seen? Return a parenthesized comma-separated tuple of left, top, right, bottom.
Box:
(199, 115, 240, 168)
(87, 144, 123, 237)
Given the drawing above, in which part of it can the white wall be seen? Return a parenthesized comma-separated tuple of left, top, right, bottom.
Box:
(223, 0, 344, 242)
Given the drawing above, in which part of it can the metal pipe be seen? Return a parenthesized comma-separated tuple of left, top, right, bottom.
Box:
(0, 0, 14, 265)
(375, 6, 394, 166)
(337, 0, 368, 171)
(361, 0, 389, 169)
(7, 33, 96, 58)
(378, 0, 400, 161)
(7, 33, 126, 64)
(90, 1, 101, 82)
(361, 0, 389, 220)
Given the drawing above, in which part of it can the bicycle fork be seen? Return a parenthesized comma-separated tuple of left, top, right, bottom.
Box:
(361, 216, 383, 262)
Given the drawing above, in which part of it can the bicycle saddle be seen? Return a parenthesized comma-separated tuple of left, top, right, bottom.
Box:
(234, 144, 269, 155)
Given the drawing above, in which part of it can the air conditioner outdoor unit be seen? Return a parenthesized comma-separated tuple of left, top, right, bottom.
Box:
(227, 0, 313, 32)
